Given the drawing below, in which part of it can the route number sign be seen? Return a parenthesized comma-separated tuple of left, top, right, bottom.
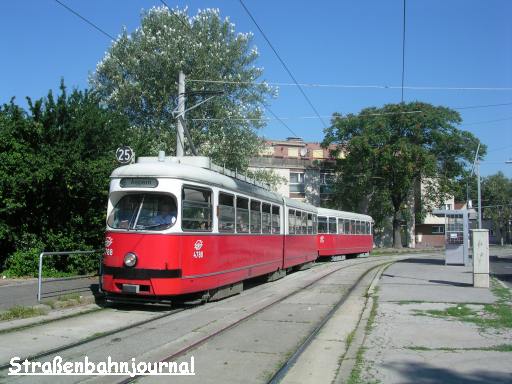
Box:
(116, 146, 134, 164)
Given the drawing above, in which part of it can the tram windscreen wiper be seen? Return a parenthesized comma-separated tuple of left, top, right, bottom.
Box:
(134, 224, 165, 230)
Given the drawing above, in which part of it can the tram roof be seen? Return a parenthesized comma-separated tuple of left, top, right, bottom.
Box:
(110, 156, 315, 211)
(317, 207, 372, 221)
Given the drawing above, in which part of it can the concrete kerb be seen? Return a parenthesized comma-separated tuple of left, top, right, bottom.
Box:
(333, 260, 396, 384)
(0, 298, 101, 334)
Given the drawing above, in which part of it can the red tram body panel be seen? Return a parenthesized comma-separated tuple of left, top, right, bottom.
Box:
(316, 208, 373, 258)
(103, 232, 283, 296)
(317, 234, 373, 257)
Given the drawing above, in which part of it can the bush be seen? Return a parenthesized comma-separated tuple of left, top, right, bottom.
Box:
(3, 231, 100, 277)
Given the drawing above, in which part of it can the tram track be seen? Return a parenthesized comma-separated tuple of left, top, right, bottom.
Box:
(0, 257, 355, 373)
(0, 254, 421, 383)
(0, 307, 186, 371)
(117, 255, 408, 384)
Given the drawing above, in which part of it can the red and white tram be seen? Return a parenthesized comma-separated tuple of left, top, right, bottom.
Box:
(317, 208, 373, 260)
(102, 156, 317, 302)
(101, 156, 372, 303)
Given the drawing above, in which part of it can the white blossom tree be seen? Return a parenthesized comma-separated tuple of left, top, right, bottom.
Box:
(91, 6, 274, 169)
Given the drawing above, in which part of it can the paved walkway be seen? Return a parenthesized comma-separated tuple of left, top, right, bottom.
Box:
(359, 256, 512, 384)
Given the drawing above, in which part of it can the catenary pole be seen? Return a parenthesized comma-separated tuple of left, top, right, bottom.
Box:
(177, 71, 185, 157)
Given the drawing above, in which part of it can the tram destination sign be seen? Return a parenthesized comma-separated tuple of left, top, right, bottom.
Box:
(116, 146, 134, 164)
(120, 178, 158, 188)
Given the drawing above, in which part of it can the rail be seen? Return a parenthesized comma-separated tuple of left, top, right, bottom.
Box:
(37, 250, 102, 302)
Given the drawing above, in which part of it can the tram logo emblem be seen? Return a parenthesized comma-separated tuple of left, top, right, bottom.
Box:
(194, 240, 203, 251)
(105, 237, 113, 247)
(320, 235, 325, 244)
(193, 240, 204, 259)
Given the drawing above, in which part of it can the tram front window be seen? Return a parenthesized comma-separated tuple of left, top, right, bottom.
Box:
(108, 194, 177, 230)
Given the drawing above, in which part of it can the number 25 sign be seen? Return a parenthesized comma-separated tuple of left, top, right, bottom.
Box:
(116, 146, 134, 164)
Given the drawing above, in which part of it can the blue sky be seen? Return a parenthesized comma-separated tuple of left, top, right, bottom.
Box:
(1, 0, 511, 177)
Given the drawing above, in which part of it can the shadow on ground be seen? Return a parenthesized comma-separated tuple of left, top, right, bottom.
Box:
(384, 361, 512, 384)
(428, 280, 473, 287)
(399, 258, 445, 265)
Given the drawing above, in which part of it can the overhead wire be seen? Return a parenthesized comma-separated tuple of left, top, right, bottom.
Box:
(50, 0, 512, 137)
(189, 110, 425, 122)
(187, 78, 512, 92)
(158, 0, 297, 137)
(463, 116, 512, 126)
(54, 0, 116, 40)
(238, 0, 328, 129)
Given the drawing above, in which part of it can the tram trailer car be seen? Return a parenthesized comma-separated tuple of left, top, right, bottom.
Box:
(101, 156, 319, 303)
(317, 208, 373, 259)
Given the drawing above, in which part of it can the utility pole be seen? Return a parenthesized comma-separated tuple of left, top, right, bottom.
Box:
(477, 156, 482, 229)
(176, 70, 185, 157)
(471, 143, 482, 229)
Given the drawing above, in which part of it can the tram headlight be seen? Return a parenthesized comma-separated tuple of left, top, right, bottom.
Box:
(124, 252, 137, 267)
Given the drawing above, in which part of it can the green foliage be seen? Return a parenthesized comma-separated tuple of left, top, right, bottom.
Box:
(323, 102, 484, 247)
(0, 306, 47, 321)
(481, 172, 512, 243)
(91, 6, 274, 170)
(247, 168, 287, 191)
(0, 81, 129, 276)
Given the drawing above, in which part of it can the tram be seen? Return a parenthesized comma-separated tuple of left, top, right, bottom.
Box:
(101, 156, 372, 303)
(317, 208, 373, 260)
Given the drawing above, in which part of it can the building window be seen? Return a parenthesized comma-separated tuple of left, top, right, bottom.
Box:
(312, 149, 324, 159)
(288, 147, 299, 157)
(432, 225, 445, 234)
(320, 171, 334, 194)
(289, 172, 305, 194)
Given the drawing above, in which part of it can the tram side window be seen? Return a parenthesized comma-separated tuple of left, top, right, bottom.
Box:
(236, 197, 250, 233)
(272, 206, 281, 234)
(262, 203, 272, 234)
(182, 187, 212, 231)
(250, 200, 262, 234)
(344, 219, 350, 235)
(296, 210, 304, 234)
(329, 217, 337, 234)
(359, 221, 363, 234)
(368, 222, 371, 234)
(338, 218, 344, 234)
(218, 193, 235, 233)
(351, 220, 356, 234)
(318, 216, 328, 234)
(288, 209, 295, 234)
(307, 213, 313, 234)
(313, 214, 318, 234)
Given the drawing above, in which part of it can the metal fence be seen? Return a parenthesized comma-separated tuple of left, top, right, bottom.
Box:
(37, 250, 102, 302)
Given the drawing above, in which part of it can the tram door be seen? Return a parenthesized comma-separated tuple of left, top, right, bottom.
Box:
(445, 213, 464, 265)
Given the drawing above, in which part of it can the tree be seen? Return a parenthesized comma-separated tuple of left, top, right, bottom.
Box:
(482, 172, 512, 244)
(91, 6, 274, 170)
(323, 102, 484, 248)
(0, 82, 129, 275)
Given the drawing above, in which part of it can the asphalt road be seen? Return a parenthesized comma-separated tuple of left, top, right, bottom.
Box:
(490, 247, 512, 288)
(0, 276, 99, 310)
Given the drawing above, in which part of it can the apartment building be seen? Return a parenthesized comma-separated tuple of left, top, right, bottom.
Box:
(248, 137, 341, 206)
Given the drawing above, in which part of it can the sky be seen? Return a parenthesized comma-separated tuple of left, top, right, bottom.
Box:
(1, 0, 511, 177)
